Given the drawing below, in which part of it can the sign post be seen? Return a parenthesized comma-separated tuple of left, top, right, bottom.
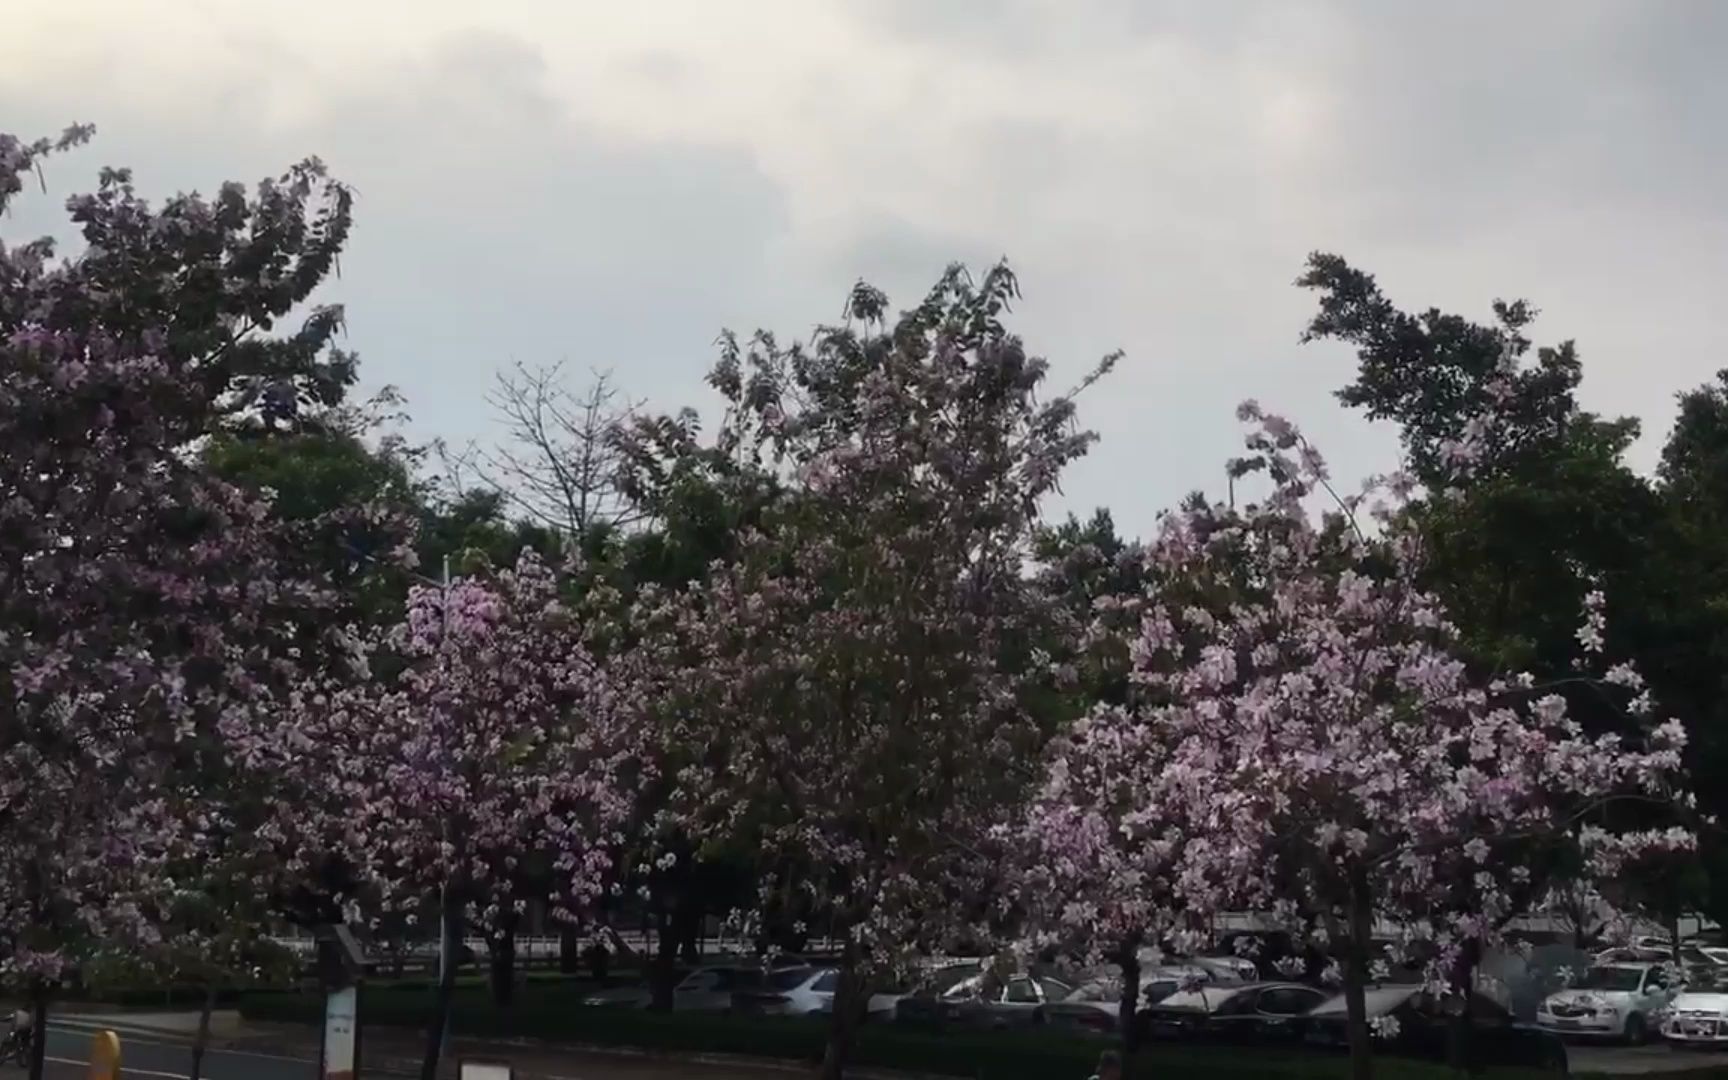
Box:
(317, 923, 367, 1080)
(321, 986, 359, 1080)
(459, 1062, 512, 1080)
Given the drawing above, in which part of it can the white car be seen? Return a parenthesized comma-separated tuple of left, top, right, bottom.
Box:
(581, 964, 755, 1012)
(1537, 963, 1678, 1043)
(730, 966, 905, 1020)
(1660, 988, 1728, 1047)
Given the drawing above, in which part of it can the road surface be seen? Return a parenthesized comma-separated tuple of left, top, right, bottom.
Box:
(30, 1023, 794, 1080)
(35, 1025, 338, 1080)
(30, 1017, 1728, 1079)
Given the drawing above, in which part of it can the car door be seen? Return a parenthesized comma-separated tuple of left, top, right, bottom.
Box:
(673, 968, 723, 1011)
(944, 973, 992, 1026)
(1203, 987, 1266, 1042)
(1253, 986, 1326, 1043)
(994, 975, 1041, 1027)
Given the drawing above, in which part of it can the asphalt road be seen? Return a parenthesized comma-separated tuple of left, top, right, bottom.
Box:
(29, 1018, 1728, 1079)
(35, 1026, 334, 1080)
(30, 1024, 792, 1080)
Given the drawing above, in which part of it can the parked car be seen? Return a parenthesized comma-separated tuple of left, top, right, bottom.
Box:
(1190, 955, 1261, 983)
(1659, 983, 1728, 1048)
(893, 968, 1072, 1030)
(731, 966, 828, 1017)
(1142, 982, 1322, 1043)
(1304, 985, 1568, 1075)
(1537, 963, 1678, 1043)
(731, 966, 905, 1020)
(1043, 967, 1212, 1039)
(889, 963, 985, 1026)
(581, 964, 760, 1012)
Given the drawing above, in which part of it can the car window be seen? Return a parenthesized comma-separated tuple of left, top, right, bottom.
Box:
(677, 971, 717, 992)
(1214, 989, 1261, 1016)
(1647, 969, 1670, 991)
(812, 971, 841, 993)
(1576, 967, 1644, 992)
(1259, 988, 1322, 1016)
(1070, 978, 1120, 1003)
(1038, 978, 1072, 1003)
(1006, 977, 1039, 1004)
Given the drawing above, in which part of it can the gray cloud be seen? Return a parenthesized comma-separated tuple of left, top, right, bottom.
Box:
(5, 2, 1727, 537)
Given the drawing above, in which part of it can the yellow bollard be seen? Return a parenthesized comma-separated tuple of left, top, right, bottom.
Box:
(87, 1030, 121, 1080)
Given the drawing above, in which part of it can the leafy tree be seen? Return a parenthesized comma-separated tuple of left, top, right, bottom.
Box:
(1, 124, 376, 1080)
(1031, 404, 1691, 1080)
(642, 264, 1113, 1079)
(1299, 252, 1712, 927)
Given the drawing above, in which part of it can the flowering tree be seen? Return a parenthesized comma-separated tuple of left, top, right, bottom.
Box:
(271, 552, 647, 1080)
(1, 126, 377, 1080)
(640, 265, 1111, 1080)
(1034, 403, 1693, 1080)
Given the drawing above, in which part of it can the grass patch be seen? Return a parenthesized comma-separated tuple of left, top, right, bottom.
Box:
(240, 987, 1583, 1080)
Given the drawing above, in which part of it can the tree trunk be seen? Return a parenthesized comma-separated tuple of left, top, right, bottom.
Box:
(819, 944, 865, 1080)
(648, 901, 678, 1012)
(421, 897, 463, 1080)
(1117, 939, 1142, 1055)
(490, 912, 518, 1007)
(558, 924, 580, 975)
(1344, 872, 1375, 1080)
(25, 982, 47, 1080)
(190, 982, 218, 1080)
(675, 891, 702, 966)
(1446, 944, 1479, 1075)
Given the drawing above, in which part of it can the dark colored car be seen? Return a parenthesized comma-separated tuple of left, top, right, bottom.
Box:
(891, 963, 985, 1027)
(893, 966, 1071, 1030)
(1302, 985, 1569, 1076)
(1142, 982, 1325, 1043)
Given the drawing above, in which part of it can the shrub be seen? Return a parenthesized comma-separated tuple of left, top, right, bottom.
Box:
(239, 988, 1569, 1080)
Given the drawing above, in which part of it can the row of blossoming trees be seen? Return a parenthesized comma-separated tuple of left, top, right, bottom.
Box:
(0, 130, 1699, 1080)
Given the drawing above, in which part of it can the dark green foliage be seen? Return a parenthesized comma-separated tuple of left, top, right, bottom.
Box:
(1301, 252, 1725, 921)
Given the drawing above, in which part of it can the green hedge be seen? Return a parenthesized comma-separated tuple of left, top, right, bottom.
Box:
(240, 988, 1574, 1080)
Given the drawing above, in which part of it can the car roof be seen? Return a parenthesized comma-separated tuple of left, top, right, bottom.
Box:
(1309, 985, 1423, 1018)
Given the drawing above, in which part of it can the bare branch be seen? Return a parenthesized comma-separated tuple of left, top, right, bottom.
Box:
(467, 363, 648, 539)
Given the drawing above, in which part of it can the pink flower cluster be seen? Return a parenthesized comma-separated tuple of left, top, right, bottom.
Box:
(1019, 404, 1693, 1017)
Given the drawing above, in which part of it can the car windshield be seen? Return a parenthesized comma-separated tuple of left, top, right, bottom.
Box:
(1069, 978, 1121, 1003)
(769, 967, 816, 990)
(812, 971, 840, 993)
(1576, 967, 1644, 992)
(1154, 986, 1250, 1014)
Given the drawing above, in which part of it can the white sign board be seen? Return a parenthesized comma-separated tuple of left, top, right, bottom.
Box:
(459, 1062, 513, 1080)
(323, 986, 358, 1080)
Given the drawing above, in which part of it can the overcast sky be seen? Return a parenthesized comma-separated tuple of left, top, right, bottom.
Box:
(6, 1, 1726, 537)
